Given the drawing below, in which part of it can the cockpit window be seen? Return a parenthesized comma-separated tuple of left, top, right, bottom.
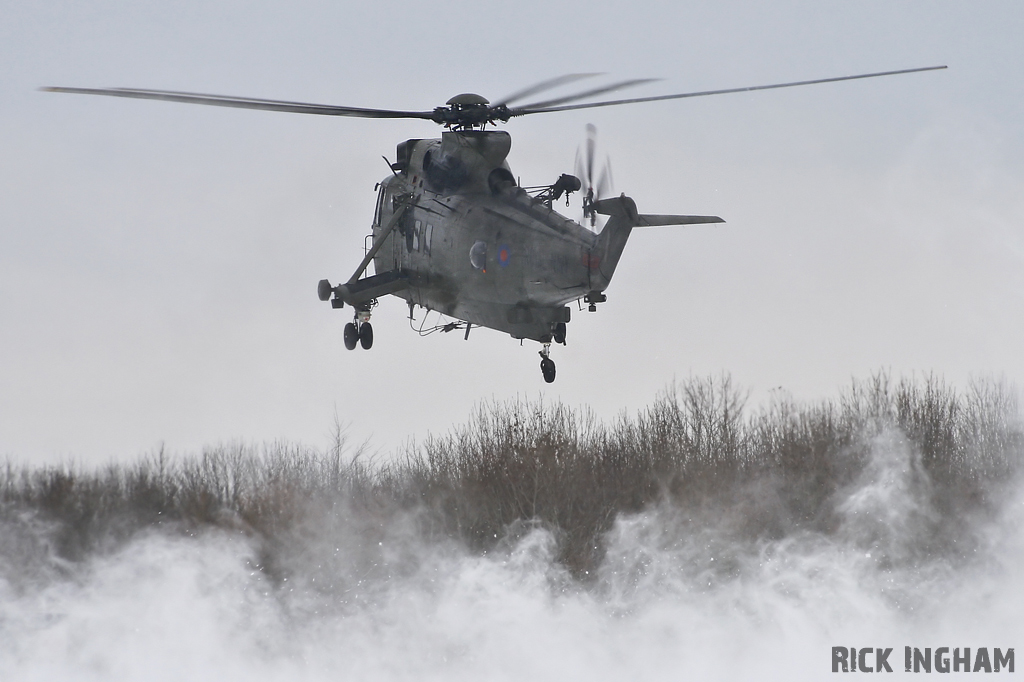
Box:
(373, 184, 386, 226)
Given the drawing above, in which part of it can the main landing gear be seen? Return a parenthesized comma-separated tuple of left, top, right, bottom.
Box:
(319, 279, 378, 351)
(539, 344, 556, 383)
(537, 321, 566, 383)
(344, 308, 373, 351)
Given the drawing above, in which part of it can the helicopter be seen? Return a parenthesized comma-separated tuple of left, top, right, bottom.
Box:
(44, 66, 945, 383)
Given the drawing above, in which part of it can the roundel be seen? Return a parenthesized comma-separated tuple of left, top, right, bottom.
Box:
(498, 244, 511, 267)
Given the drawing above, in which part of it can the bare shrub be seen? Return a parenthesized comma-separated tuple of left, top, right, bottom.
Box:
(2, 373, 1020, 581)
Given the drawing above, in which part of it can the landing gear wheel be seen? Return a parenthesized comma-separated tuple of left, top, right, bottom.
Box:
(343, 322, 358, 350)
(540, 357, 556, 383)
(553, 322, 566, 345)
(359, 322, 373, 350)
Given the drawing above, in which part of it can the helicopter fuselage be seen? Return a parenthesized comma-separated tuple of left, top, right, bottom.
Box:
(370, 130, 605, 342)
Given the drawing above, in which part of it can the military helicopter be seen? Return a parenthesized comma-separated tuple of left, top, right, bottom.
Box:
(44, 66, 945, 382)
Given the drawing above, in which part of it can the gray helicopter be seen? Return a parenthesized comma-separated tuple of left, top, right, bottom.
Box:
(45, 67, 944, 382)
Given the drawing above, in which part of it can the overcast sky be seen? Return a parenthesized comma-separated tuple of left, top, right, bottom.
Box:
(2, 1, 1022, 465)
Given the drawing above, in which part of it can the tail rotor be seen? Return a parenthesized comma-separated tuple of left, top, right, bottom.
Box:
(575, 124, 613, 229)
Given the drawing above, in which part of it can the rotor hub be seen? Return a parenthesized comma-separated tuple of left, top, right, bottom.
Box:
(434, 94, 512, 129)
(445, 93, 489, 106)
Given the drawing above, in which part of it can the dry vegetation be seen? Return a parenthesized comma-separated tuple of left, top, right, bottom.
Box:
(2, 374, 1021, 580)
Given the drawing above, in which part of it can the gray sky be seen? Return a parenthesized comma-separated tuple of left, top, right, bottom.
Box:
(2, 1, 1022, 464)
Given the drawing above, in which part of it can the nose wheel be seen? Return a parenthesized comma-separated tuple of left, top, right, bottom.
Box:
(343, 309, 373, 351)
(539, 343, 556, 383)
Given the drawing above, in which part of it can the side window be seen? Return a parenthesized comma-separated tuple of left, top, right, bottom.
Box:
(412, 220, 421, 251)
(469, 241, 487, 270)
(424, 224, 433, 254)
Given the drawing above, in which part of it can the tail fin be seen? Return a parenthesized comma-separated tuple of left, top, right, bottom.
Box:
(589, 196, 638, 291)
(588, 196, 724, 291)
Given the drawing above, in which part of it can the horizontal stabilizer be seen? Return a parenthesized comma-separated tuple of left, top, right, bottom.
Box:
(637, 214, 725, 227)
(591, 198, 723, 227)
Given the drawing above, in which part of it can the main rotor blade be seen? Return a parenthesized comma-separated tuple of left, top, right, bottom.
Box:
(41, 87, 437, 120)
(518, 78, 660, 110)
(512, 66, 947, 116)
(494, 73, 601, 107)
